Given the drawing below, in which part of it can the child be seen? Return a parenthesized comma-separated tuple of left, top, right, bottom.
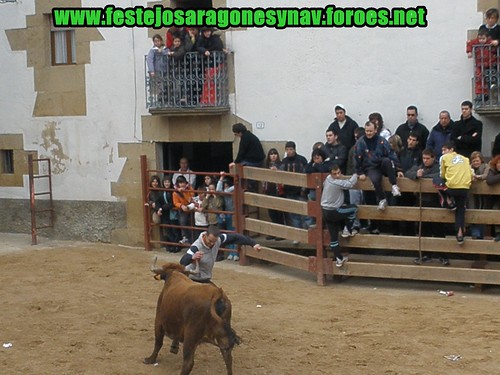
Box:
(173, 175, 195, 244)
(468, 151, 490, 239)
(467, 29, 495, 104)
(479, 8, 500, 46)
(146, 34, 168, 105)
(193, 191, 208, 239)
(158, 176, 181, 252)
(217, 172, 239, 261)
(167, 36, 187, 106)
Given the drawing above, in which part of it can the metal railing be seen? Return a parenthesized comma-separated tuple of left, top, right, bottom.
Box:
(145, 51, 229, 109)
(471, 45, 500, 108)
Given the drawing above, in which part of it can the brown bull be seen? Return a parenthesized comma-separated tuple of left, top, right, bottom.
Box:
(144, 261, 240, 375)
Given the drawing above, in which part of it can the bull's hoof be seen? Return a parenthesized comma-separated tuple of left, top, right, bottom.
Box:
(143, 356, 157, 364)
(170, 345, 179, 354)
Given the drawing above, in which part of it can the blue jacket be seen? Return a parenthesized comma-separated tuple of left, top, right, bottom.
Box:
(354, 135, 400, 174)
(426, 122, 454, 159)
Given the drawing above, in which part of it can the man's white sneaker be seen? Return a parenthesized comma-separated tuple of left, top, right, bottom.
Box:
(377, 199, 388, 211)
(391, 184, 401, 197)
(336, 256, 349, 268)
(227, 254, 234, 261)
(233, 255, 240, 261)
(341, 227, 351, 238)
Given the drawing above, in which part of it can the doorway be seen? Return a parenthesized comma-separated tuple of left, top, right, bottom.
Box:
(162, 141, 233, 187)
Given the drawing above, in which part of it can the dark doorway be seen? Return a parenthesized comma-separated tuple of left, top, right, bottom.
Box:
(162, 142, 233, 187)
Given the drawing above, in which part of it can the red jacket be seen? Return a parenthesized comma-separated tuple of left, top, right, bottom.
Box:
(466, 37, 495, 67)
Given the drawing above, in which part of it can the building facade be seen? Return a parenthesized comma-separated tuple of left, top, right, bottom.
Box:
(0, 0, 498, 245)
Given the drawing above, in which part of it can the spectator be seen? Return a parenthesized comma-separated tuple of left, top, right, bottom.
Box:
(327, 104, 360, 152)
(263, 148, 286, 240)
(173, 175, 196, 244)
(185, 27, 199, 52)
(193, 190, 208, 239)
(399, 133, 422, 173)
(229, 123, 265, 168)
(172, 157, 197, 189)
(346, 127, 365, 233)
(466, 29, 495, 104)
(304, 148, 331, 228)
(355, 121, 403, 211)
(405, 149, 444, 264)
(146, 34, 168, 105)
(426, 110, 454, 159)
(180, 225, 261, 283)
(369, 112, 391, 140)
(196, 27, 227, 105)
(395, 105, 429, 150)
(165, 26, 188, 49)
(280, 141, 308, 239)
(201, 183, 224, 227)
(434, 142, 473, 246)
(320, 164, 358, 268)
(478, 8, 500, 46)
(452, 100, 483, 158)
(216, 172, 239, 260)
(388, 134, 404, 155)
(157, 175, 181, 253)
(468, 151, 490, 239)
(322, 128, 347, 172)
(492, 132, 500, 157)
(147, 175, 162, 224)
(200, 175, 216, 192)
(486, 154, 500, 242)
(393, 132, 422, 236)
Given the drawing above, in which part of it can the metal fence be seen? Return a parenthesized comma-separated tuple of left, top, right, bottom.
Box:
(471, 45, 500, 108)
(145, 51, 229, 109)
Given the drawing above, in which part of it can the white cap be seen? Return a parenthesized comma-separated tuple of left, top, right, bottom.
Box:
(334, 103, 346, 111)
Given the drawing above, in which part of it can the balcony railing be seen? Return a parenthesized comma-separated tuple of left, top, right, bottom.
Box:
(471, 45, 500, 112)
(145, 51, 229, 113)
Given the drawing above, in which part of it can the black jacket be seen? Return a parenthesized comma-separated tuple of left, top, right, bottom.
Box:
(395, 121, 429, 150)
(327, 115, 359, 151)
(234, 130, 265, 165)
(451, 115, 483, 158)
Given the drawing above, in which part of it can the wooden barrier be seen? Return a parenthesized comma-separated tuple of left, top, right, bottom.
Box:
(237, 166, 500, 287)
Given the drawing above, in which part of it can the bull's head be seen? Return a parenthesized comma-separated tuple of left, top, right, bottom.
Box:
(149, 257, 199, 280)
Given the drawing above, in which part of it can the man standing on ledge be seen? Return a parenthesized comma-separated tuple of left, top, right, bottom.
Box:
(229, 123, 265, 168)
(327, 104, 359, 152)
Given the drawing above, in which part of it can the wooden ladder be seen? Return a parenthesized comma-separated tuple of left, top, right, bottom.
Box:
(28, 155, 54, 245)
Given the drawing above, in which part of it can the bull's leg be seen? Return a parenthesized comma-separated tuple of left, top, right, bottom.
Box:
(180, 340, 198, 375)
(170, 339, 179, 354)
(220, 348, 234, 375)
(143, 323, 165, 364)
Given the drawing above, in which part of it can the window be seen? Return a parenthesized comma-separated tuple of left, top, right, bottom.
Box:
(1, 150, 14, 174)
(50, 16, 76, 65)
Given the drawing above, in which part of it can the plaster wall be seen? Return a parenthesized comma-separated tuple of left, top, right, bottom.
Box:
(228, 0, 499, 157)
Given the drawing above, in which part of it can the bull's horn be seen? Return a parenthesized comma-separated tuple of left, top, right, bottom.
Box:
(188, 260, 200, 275)
(150, 256, 163, 274)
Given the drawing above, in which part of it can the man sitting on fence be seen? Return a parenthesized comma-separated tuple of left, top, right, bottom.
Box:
(320, 164, 359, 268)
(355, 121, 403, 211)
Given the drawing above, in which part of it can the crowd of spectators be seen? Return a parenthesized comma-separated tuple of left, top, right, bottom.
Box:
(146, 26, 228, 107)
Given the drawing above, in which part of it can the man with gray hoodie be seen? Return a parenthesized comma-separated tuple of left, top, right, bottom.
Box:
(321, 164, 359, 268)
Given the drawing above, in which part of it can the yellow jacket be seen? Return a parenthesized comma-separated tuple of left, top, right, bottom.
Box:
(439, 152, 473, 189)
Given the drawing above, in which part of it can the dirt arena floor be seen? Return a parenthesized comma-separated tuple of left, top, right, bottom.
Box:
(0, 233, 499, 375)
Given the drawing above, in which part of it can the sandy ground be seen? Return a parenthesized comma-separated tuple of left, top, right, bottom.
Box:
(0, 233, 499, 375)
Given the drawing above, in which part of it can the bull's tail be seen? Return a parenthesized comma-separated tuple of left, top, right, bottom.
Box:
(210, 288, 241, 349)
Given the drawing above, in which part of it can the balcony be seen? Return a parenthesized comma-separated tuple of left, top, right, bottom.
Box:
(471, 45, 500, 115)
(145, 51, 229, 115)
